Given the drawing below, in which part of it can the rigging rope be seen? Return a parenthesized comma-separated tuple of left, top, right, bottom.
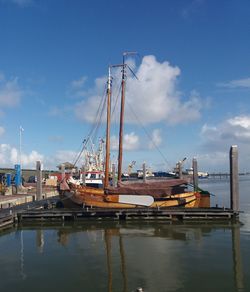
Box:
(98, 77, 122, 139)
(72, 82, 108, 167)
(126, 100, 172, 170)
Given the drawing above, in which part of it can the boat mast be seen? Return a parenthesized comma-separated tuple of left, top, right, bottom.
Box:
(117, 54, 126, 182)
(104, 66, 112, 188)
(117, 51, 137, 182)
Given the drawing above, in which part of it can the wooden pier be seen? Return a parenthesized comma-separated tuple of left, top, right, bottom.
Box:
(0, 199, 240, 231)
(0, 213, 14, 229)
(0, 196, 59, 230)
(16, 207, 239, 222)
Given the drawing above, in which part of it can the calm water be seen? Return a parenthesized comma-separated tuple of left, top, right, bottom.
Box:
(0, 178, 250, 292)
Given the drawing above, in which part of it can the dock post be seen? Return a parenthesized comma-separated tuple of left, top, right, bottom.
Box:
(36, 161, 42, 201)
(230, 145, 239, 211)
(178, 162, 183, 179)
(61, 164, 65, 181)
(112, 164, 116, 187)
(143, 162, 146, 182)
(192, 158, 198, 191)
(82, 165, 86, 186)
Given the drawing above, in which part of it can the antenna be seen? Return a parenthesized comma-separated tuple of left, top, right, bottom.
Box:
(122, 51, 138, 80)
(123, 51, 138, 58)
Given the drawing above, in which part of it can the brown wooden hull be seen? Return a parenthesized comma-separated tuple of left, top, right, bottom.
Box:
(61, 188, 198, 209)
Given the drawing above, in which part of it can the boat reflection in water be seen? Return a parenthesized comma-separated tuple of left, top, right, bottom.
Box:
(55, 221, 246, 292)
(1, 222, 247, 292)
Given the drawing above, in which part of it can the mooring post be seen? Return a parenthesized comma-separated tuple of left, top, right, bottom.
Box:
(178, 162, 183, 179)
(112, 163, 116, 187)
(143, 162, 146, 182)
(61, 164, 65, 181)
(36, 161, 42, 201)
(230, 145, 239, 211)
(82, 165, 86, 186)
(192, 158, 198, 191)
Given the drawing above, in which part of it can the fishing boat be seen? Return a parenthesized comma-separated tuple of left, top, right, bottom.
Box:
(137, 168, 155, 179)
(59, 53, 198, 208)
(54, 139, 105, 188)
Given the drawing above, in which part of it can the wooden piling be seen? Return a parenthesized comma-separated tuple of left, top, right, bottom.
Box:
(36, 161, 42, 201)
(112, 164, 116, 187)
(61, 164, 65, 181)
(143, 163, 146, 183)
(230, 145, 239, 212)
(178, 162, 183, 179)
(192, 158, 198, 191)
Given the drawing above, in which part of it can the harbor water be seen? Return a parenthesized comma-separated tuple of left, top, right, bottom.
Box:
(0, 177, 250, 292)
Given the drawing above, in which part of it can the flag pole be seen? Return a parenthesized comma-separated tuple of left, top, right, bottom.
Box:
(19, 126, 24, 173)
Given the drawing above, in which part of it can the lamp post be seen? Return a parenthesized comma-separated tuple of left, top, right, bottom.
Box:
(19, 126, 24, 172)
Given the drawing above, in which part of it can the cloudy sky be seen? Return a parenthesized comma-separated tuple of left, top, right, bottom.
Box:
(0, 0, 250, 172)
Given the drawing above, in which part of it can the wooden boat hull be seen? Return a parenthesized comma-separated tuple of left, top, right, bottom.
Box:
(60, 188, 198, 209)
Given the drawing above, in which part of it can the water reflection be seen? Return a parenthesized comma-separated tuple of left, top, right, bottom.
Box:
(1, 222, 246, 292)
(54, 222, 245, 292)
(20, 230, 26, 280)
(232, 226, 244, 291)
(36, 229, 44, 253)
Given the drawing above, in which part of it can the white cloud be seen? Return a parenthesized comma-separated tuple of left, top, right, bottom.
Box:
(111, 132, 140, 151)
(70, 76, 88, 99)
(0, 126, 5, 136)
(0, 76, 22, 108)
(196, 152, 229, 172)
(48, 135, 64, 143)
(54, 150, 78, 162)
(0, 144, 85, 170)
(0, 144, 44, 168)
(228, 116, 250, 129)
(74, 55, 203, 125)
(126, 56, 202, 124)
(149, 129, 162, 149)
(22, 150, 44, 167)
(219, 78, 250, 89)
(75, 76, 107, 122)
(201, 115, 250, 146)
(48, 106, 63, 117)
(71, 76, 87, 90)
(200, 115, 250, 171)
(48, 105, 72, 117)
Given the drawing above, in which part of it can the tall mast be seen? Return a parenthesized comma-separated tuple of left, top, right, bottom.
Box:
(117, 54, 126, 182)
(104, 67, 112, 188)
(117, 52, 137, 182)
